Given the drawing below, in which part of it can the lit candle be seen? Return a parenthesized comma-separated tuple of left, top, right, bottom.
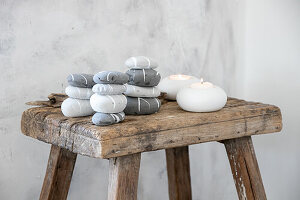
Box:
(190, 78, 214, 89)
(176, 78, 227, 112)
(157, 74, 200, 100)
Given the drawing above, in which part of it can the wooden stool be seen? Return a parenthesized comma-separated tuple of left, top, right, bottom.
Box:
(21, 94, 282, 200)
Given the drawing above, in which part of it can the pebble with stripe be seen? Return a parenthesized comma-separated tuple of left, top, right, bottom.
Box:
(92, 84, 126, 95)
(124, 84, 160, 97)
(67, 73, 95, 88)
(124, 96, 161, 115)
(93, 71, 129, 84)
(65, 86, 94, 100)
(125, 56, 158, 69)
(61, 98, 94, 117)
(92, 112, 125, 126)
(90, 93, 127, 113)
(126, 68, 161, 87)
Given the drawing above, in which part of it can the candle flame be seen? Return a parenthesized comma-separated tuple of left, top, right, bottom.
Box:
(200, 78, 204, 84)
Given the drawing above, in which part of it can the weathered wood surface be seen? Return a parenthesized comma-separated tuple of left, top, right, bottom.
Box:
(40, 145, 77, 200)
(21, 97, 282, 158)
(108, 153, 141, 200)
(166, 146, 192, 200)
(223, 137, 267, 200)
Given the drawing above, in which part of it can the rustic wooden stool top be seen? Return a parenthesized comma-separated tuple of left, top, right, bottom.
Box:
(21, 94, 282, 200)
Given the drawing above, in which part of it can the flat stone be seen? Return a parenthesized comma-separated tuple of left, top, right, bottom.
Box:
(67, 73, 95, 88)
(90, 94, 127, 113)
(124, 97, 161, 115)
(126, 69, 161, 87)
(61, 98, 94, 117)
(125, 56, 158, 69)
(93, 71, 129, 84)
(92, 112, 125, 126)
(92, 84, 126, 95)
(124, 85, 160, 97)
(65, 86, 93, 100)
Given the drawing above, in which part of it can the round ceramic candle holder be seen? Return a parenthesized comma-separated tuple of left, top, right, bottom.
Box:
(157, 74, 200, 100)
(176, 81, 227, 112)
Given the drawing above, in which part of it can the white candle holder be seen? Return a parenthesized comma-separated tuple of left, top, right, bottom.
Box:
(176, 79, 227, 112)
(157, 74, 200, 100)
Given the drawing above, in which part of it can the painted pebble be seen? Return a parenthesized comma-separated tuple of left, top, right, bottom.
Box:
(92, 112, 125, 126)
(90, 94, 127, 113)
(124, 85, 160, 98)
(92, 84, 126, 95)
(65, 86, 93, 100)
(124, 97, 161, 115)
(126, 69, 161, 87)
(125, 56, 158, 69)
(93, 71, 129, 84)
(61, 98, 94, 117)
(67, 73, 95, 88)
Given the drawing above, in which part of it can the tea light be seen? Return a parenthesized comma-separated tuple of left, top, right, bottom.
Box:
(157, 74, 200, 100)
(176, 78, 227, 112)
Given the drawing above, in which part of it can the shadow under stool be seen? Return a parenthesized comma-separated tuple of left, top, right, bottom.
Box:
(21, 94, 282, 200)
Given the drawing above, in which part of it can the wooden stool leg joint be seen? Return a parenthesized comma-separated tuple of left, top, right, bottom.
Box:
(223, 136, 267, 200)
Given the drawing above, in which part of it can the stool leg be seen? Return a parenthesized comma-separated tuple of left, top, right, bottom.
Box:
(40, 145, 77, 200)
(165, 146, 192, 200)
(223, 136, 267, 200)
(108, 153, 141, 200)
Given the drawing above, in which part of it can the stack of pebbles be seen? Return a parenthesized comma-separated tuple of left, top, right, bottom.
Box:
(124, 56, 161, 115)
(61, 74, 95, 117)
(90, 71, 128, 126)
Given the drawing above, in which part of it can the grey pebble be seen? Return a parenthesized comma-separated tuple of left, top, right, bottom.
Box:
(92, 112, 125, 126)
(126, 69, 161, 87)
(93, 71, 129, 84)
(125, 56, 158, 69)
(92, 84, 126, 95)
(124, 96, 161, 115)
(67, 73, 95, 88)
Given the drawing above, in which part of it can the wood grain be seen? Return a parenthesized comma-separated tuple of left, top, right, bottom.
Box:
(40, 145, 77, 200)
(21, 97, 282, 158)
(223, 136, 267, 200)
(108, 153, 141, 200)
(166, 146, 192, 200)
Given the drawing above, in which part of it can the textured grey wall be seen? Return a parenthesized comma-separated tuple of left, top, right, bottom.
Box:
(0, 0, 243, 199)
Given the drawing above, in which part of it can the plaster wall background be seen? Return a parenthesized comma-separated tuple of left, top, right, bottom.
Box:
(7, 0, 299, 199)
